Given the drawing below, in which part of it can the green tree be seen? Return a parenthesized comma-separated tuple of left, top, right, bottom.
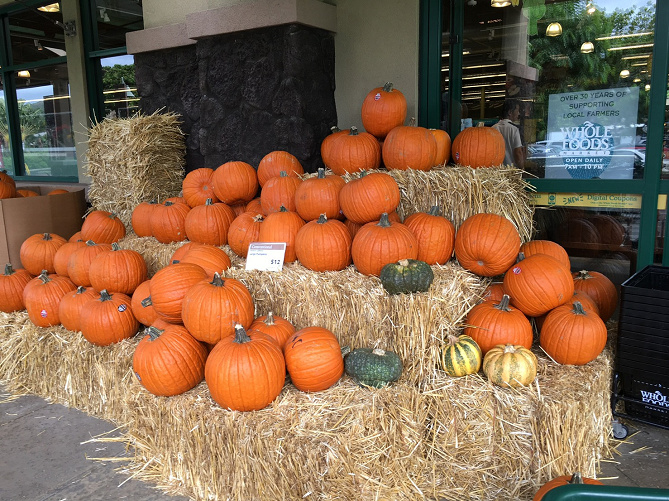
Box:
(102, 64, 136, 90)
(0, 100, 46, 144)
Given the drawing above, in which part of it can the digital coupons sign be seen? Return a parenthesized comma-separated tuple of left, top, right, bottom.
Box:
(545, 87, 639, 179)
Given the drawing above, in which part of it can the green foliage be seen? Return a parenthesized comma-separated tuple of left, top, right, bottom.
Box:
(102, 64, 136, 90)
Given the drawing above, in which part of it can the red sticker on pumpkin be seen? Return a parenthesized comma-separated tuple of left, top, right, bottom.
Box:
(512, 267, 521, 274)
(40, 309, 48, 318)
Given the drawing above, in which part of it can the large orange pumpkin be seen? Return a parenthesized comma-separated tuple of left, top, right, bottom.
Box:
(503, 254, 574, 317)
(361, 82, 407, 139)
(184, 198, 236, 246)
(324, 126, 381, 175)
(80, 289, 139, 346)
(339, 171, 401, 225)
(451, 123, 505, 168)
(260, 171, 302, 214)
(81, 210, 126, 244)
(151, 201, 191, 244)
(257, 206, 305, 263)
(227, 212, 264, 258)
(205, 324, 286, 411)
(519, 240, 571, 270)
(540, 301, 607, 365)
(58, 286, 99, 332)
(182, 168, 219, 207)
(294, 168, 345, 222)
(23, 271, 76, 327)
(382, 122, 437, 171)
(88, 243, 148, 295)
(211, 161, 259, 205)
(320, 126, 349, 169)
(0, 263, 33, 313)
(454, 213, 521, 277)
(284, 326, 344, 392)
(351, 213, 418, 277)
(295, 214, 352, 272)
(403, 206, 455, 265)
(533, 472, 603, 501)
(572, 270, 618, 322)
(20, 232, 67, 276)
(257, 151, 304, 187)
(149, 262, 208, 324)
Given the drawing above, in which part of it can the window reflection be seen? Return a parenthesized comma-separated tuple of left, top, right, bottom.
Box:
(101, 55, 139, 119)
(95, 0, 144, 50)
(0, 78, 13, 176)
(9, 7, 66, 65)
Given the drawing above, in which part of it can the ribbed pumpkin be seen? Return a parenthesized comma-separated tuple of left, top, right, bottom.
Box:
(295, 214, 352, 272)
(257, 151, 304, 187)
(294, 168, 345, 221)
(284, 326, 344, 392)
(429, 128, 451, 165)
(403, 206, 456, 265)
(533, 473, 603, 501)
(80, 289, 139, 346)
(151, 200, 191, 244)
(23, 271, 76, 327)
(249, 311, 296, 349)
(67, 241, 113, 287)
(20, 232, 67, 276)
(324, 126, 381, 175)
(58, 286, 99, 332)
(351, 213, 418, 277)
(440, 334, 482, 377)
(361, 82, 407, 139)
(379, 259, 434, 295)
(182, 273, 255, 344)
(482, 344, 537, 388)
(246, 198, 263, 214)
(227, 212, 264, 258)
(81, 210, 126, 244)
(205, 324, 286, 411)
(69, 231, 83, 243)
(177, 244, 232, 278)
(257, 206, 305, 263)
(149, 262, 208, 324)
(260, 171, 302, 214)
(451, 122, 505, 168)
(503, 254, 574, 317)
(131, 200, 158, 237)
(454, 213, 521, 277)
(170, 241, 204, 265)
(346, 211, 399, 239)
(572, 270, 618, 322)
(320, 126, 349, 169)
(0, 170, 16, 199)
(184, 198, 236, 246)
(133, 325, 208, 396)
(211, 160, 259, 205)
(230, 202, 247, 217)
(339, 171, 401, 224)
(519, 240, 571, 270)
(182, 168, 219, 207)
(53, 240, 87, 277)
(540, 302, 607, 366)
(165, 196, 188, 205)
(131, 280, 157, 326)
(0, 263, 33, 313)
(88, 243, 148, 294)
(382, 121, 437, 171)
(482, 282, 505, 304)
(464, 294, 533, 355)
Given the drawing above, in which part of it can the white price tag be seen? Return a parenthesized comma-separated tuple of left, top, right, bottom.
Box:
(245, 242, 286, 271)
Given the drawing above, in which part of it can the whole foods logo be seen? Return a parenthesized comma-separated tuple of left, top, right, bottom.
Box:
(640, 390, 669, 408)
(559, 122, 614, 179)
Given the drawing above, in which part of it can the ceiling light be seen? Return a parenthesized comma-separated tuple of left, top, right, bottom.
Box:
(581, 41, 595, 54)
(18, 70, 31, 78)
(37, 3, 60, 12)
(620, 69, 630, 78)
(546, 22, 563, 37)
(491, 0, 511, 6)
(633, 78, 641, 83)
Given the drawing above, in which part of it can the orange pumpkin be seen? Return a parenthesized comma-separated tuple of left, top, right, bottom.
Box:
(482, 282, 505, 304)
(205, 323, 286, 411)
(20, 232, 67, 276)
(429, 128, 451, 165)
(454, 213, 520, 277)
(0, 170, 16, 199)
(324, 126, 381, 175)
(58, 286, 99, 332)
(81, 210, 126, 244)
(184, 198, 236, 246)
(257, 151, 304, 187)
(211, 161, 259, 205)
(131, 280, 157, 327)
(23, 271, 76, 327)
(519, 240, 571, 270)
(257, 206, 305, 263)
(182, 168, 219, 207)
(284, 326, 344, 392)
(339, 171, 401, 224)
(131, 200, 158, 238)
(151, 200, 191, 244)
(88, 243, 148, 295)
(178, 244, 232, 278)
(403, 206, 455, 265)
(260, 171, 302, 214)
(149, 262, 208, 324)
(245, 197, 263, 214)
(451, 123, 505, 168)
(382, 122, 437, 171)
(320, 126, 349, 169)
(80, 289, 139, 346)
(294, 168, 345, 221)
(52, 240, 86, 278)
(533, 473, 603, 501)
(67, 241, 113, 288)
(361, 82, 407, 139)
(295, 214, 352, 272)
(169, 241, 204, 265)
(0, 263, 33, 313)
(17, 189, 39, 197)
(572, 270, 618, 322)
(227, 212, 264, 258)
(47, 189, 69, 195)
(249, 311, 296, 349)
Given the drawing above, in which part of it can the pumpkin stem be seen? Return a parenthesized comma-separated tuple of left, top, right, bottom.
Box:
(211, 272, 225, 287)
(233, 323, 252, 344)
(502, 344, 517, 354)
(428, 205, 440, 216)
(569, 473, 584, 484)
(146, 326, 164, 341)
(317, 168, 326, 179)
(377, 213, 392, 228)
(349, 126, 359, 136)
(317, 214, 328, 224)
(42, 233, 52, 241)
(109, 212, 118, 219)
(330, 125, 341, 134)
(382, 82, 394, 93)
(165, 201, 174, 206)
(572, 301, 587, 316)
(252, 214, 264, 223)
(85, 240, 96, 246)
(4, 263, 15, 276)
(265, 311, 276, 325)
(341, 345, 351, 357)
(279, 205, 289, 213)
(517, 252, 526, 262)
(111, 242, 121, 251)
(494, 294, 512, 312)
(409, 117, 416, 127)
(359, 170, 368, 178)
(99, 290, 112, 302)
(75, 286, 87, 294)
(140, 296, 153, 307)
(476, 122, 486, 128)
(576, 270, 593, 280)
(205, 198, 214, 206)
(38, 270, 50, 283)
(279, 171, 288, 178)
(446, 334, 461, 346)
(398, 259, 410, 267)
(372, 348, 386, 356)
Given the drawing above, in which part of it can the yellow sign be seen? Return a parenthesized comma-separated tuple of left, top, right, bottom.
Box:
(530, 193, 668, 210)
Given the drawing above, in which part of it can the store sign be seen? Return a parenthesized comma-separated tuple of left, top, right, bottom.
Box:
(545, 87, 639, 179)
(245, 242, 286, 271)
(529, 192, 667, 210)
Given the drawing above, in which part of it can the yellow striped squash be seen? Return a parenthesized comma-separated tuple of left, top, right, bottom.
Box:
(482, 344, 537, 388)
(440, 334, 482, 377)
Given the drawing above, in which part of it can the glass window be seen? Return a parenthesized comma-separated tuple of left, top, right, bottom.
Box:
(0, 77, 13, 176)
(101, 54, 139, 119)
(15, 63, 76, 178)
(442, 1, 655, 180)
(9, 7, 66, 65)
(94, 0, 144, 50)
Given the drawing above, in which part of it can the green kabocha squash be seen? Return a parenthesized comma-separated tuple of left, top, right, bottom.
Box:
(344, 348, 403, 388)
(380, 259, 434, 295)
(440, 334, 482, 377)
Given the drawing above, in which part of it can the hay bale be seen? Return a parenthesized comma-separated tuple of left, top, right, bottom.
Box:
(0, 312, 614, 501)
(85, 111, 185, 227)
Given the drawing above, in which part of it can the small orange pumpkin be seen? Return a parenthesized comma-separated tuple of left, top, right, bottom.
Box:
(227, 212, 264, 258)
(249, 311, 296, 349)
(284, 326, 344, 392)
(20, 232, 67, 276)
(182, 168, 219, 207)
(572, 270, 618, 322)
(59, 286, 99, 332)
(257, 206, 305, 263)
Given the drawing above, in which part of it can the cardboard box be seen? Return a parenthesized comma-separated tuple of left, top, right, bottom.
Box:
(0, 187, 88, 268)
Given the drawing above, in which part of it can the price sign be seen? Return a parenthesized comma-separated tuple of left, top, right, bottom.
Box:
(245, 242, 286, 271)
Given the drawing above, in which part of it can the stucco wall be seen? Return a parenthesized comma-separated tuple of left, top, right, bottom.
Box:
(141, 0, 239, 29)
